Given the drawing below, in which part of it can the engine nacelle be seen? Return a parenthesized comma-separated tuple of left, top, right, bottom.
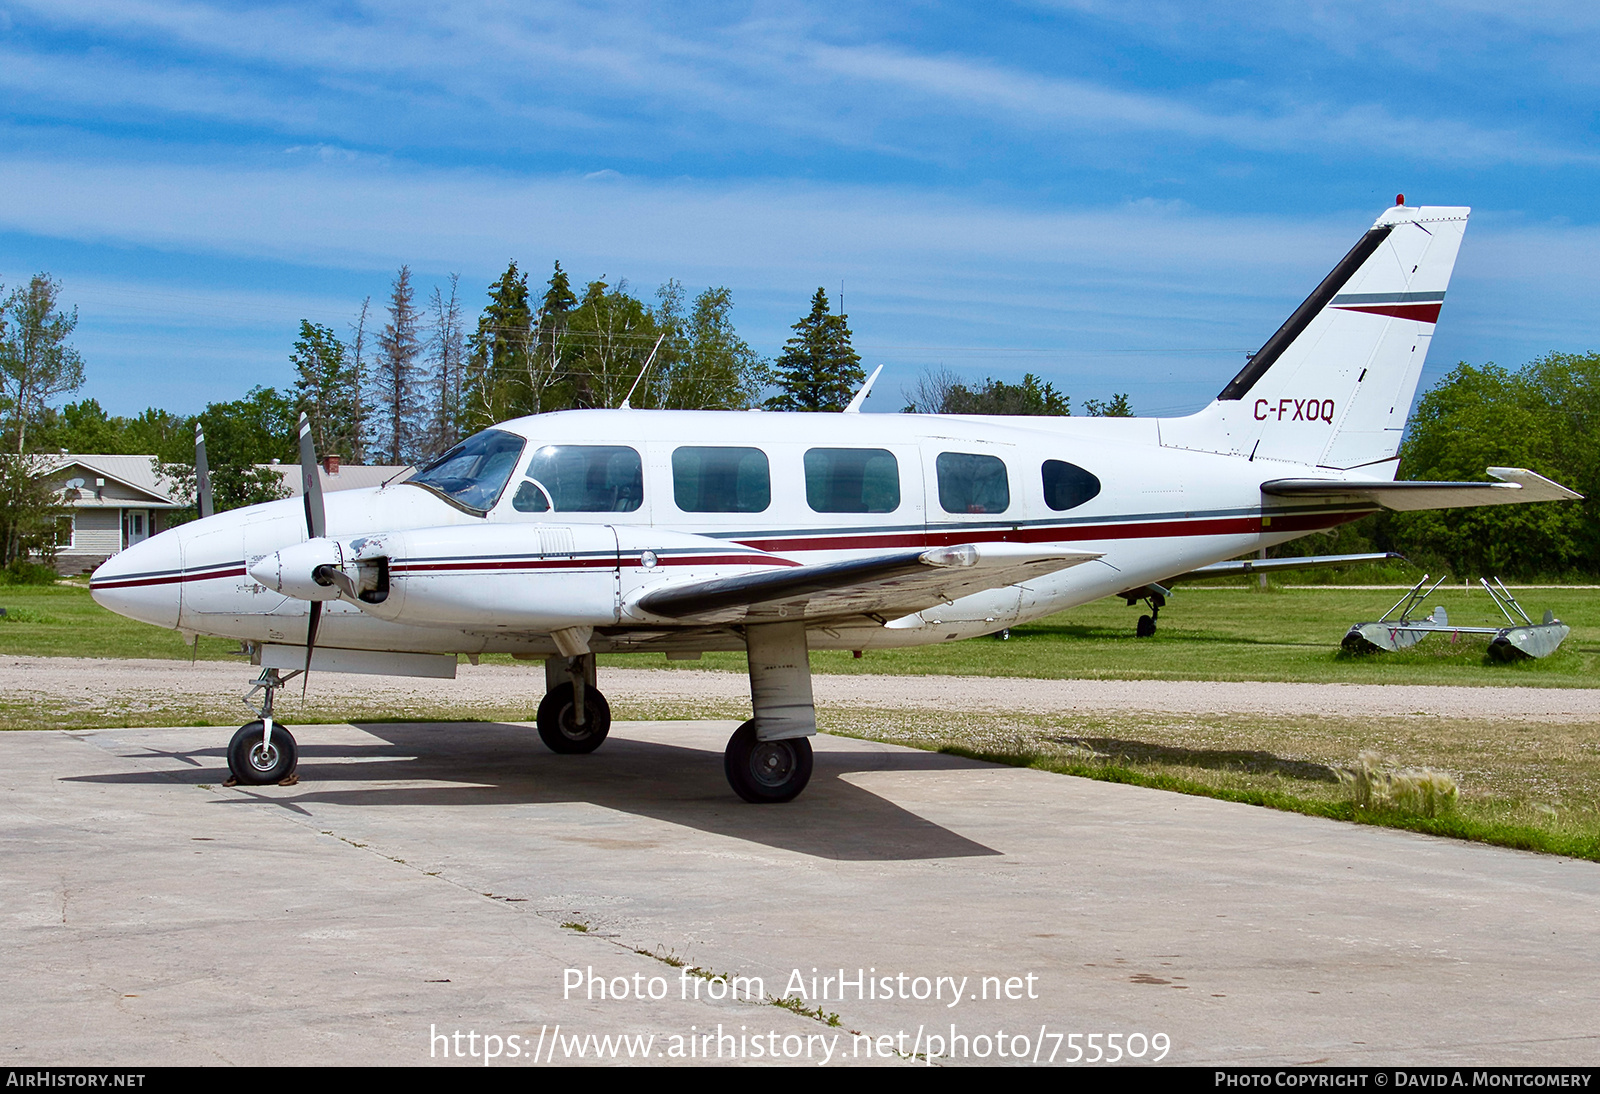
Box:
(335, 523, 622, 631)
(248, 537, 347, 601)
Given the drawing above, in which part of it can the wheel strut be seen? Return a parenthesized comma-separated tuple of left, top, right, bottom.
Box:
(227, 667, 300, 786)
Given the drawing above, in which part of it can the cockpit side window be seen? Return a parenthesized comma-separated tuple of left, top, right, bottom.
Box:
(1041, 460, 1101, 511)
(406, 429, 527, 515)
(512, 445, 644, 512)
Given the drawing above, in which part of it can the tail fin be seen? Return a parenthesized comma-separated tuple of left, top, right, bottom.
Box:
(1160, 203, 1470, 473)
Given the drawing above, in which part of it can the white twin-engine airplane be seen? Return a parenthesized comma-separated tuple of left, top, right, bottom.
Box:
(91, 202, 1578, 803)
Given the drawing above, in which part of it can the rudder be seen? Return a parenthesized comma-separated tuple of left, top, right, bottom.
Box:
(1160, 203, 1470, 473)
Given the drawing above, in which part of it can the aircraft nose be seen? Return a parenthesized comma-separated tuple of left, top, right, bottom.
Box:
(90, 530, 184, 630)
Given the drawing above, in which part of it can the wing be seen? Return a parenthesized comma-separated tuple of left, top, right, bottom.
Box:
(1261, 467, 1580, 512)
(629, 542, 1100, 625)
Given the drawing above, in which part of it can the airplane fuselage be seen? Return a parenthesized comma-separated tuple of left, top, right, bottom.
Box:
(91, 407, 1375, 657)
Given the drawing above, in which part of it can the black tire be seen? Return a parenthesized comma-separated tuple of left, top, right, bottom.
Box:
(1135, 614, 1156, 638)
(228, 721, 297, 785)
(536, 683, 611, 754)
(723, 719, 814, 804)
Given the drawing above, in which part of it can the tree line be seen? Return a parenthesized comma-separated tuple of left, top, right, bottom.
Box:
(5, 263, 1595, 581)
(291, 261, 779, 469)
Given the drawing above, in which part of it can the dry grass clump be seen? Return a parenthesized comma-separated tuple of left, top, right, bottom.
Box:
(1338, 749, 1459, 817)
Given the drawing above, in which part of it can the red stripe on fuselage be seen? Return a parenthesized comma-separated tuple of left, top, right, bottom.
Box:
(392, 553, 797, 575)
(733, 510, 1365, 555)
(90, 566, 248, 591)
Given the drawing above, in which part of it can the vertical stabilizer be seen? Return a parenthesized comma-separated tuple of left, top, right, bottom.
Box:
(1160, 203, 1469, 473)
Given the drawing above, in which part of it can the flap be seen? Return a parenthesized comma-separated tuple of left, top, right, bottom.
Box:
(630, 542, 1100, 625)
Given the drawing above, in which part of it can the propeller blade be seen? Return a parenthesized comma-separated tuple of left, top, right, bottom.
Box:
(303, 599, 321, 698)
(194, 422, 214, 519)
(298, 412, 326, 540)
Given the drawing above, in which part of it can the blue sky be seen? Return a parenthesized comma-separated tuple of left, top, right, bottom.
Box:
(1, 0, 1596, 418)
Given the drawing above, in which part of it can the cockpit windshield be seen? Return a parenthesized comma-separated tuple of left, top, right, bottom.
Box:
(405, 429, 527, 514)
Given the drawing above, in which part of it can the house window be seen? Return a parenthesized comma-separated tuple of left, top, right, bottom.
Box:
(54, 516, 74, 549)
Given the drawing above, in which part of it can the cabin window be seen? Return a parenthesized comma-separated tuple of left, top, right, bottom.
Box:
(512, 445, 644, 513)
(408, 428, 527, 514)
(1042, 460, 1101, 511)
(671, 447, 771, 513)
(804, 448, 900, 514)
(936, 452, 1009, 514)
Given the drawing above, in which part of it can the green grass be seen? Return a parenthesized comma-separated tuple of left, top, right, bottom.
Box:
(823, 706, 1600, 863)
(0, 584, 246, 660)
(603, 582, 1600, 688)
(2, 581, 1596, 687)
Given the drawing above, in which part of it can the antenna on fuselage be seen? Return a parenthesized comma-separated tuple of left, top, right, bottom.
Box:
(842, 364, 883, 413)
(619, 333, 668, 410)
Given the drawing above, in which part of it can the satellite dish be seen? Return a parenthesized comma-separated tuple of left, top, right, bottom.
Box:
(66, 477, 85, 489)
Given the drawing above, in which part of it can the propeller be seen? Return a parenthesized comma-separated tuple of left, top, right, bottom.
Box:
(194, 422, 214, 519)
(298, 413, 326, 693)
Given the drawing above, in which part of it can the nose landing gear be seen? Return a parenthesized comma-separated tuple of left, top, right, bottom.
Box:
(223, 668, 300, 787)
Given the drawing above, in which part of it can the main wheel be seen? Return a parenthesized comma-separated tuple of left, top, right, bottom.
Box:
(724, 719, 813, 804)
(227, 721, 297, 785)
(536, 683, 612, 754)
(1135, 614, 1157, 638)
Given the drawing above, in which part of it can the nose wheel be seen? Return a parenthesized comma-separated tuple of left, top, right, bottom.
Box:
(724, 720, 814, 804)
(224, 666, 300, 786)
(227, 720, 298, 785)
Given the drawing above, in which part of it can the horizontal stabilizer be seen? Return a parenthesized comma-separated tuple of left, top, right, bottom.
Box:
(1261, 467, 1581, 512)
(631, 542, 1099, 625)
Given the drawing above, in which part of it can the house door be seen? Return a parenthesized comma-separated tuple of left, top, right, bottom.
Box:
(123, 510, 148, 548)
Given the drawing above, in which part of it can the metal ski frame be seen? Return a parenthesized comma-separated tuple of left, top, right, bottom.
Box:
(1377, 574, 1448, 624)
(1480, 577, 1534, 626)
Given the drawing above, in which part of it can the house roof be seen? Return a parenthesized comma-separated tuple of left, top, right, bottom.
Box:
(262, 462, 414, 497)
(38, 455, 187, 508)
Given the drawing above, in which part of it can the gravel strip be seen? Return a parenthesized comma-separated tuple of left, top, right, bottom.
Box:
(5, 655, 1599, 722)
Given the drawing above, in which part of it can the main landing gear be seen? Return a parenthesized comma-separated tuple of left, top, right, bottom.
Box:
(1120, 583, 1169, 638)
(534, 622, 819, 803)
(724, 720, 814, 804)
(225, 668, 300, 787)
(537, 654, 612, 754)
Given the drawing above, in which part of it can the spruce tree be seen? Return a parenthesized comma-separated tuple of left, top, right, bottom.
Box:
(461, 261, 532, 430)
(290, 320, 360, 458)
(372, 267, 424, 464)
(765, 288, 863, 412)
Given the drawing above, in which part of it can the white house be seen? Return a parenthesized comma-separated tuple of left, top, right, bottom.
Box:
(37, 454, 187, 574)
(39, 453, 413, 574)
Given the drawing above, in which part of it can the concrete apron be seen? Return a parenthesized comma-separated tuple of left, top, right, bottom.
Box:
(4, 720, 1598, 1067)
